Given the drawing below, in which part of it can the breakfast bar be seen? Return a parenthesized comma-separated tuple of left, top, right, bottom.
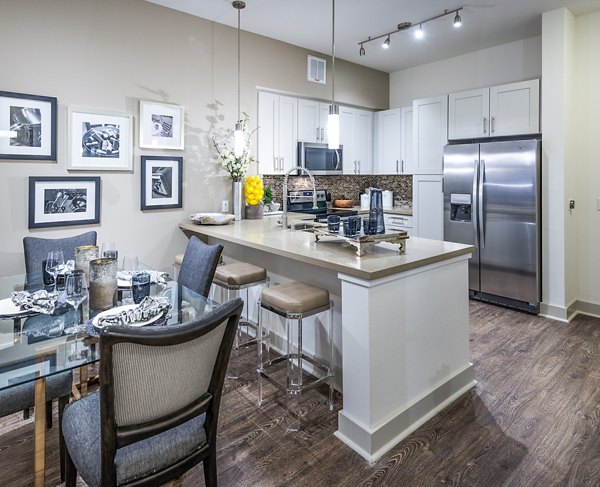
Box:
(180, 216, 475, 462)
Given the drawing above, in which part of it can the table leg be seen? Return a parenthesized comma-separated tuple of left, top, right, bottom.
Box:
(79, 365, 88, 397)
(34, 377, 46, 487)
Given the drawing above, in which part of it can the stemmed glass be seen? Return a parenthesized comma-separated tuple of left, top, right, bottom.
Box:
(45, 250, 65, 293)
(64, 271, 88, 334)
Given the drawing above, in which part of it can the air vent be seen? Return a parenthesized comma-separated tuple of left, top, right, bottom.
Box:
(307, 55, 326, 84)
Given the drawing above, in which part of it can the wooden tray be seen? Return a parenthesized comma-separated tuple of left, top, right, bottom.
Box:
(313, 227, 409, 256)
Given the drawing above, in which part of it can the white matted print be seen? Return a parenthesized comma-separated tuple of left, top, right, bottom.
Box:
(29, 176, 101, 228)
(139, 100, 184, 150)
(0, 91, 57, 160)
(67, 107, 133, 171)
(141, 156, 183, 210)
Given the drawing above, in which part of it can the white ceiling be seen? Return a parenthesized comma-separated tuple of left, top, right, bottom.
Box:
(146, 0, 600, 73)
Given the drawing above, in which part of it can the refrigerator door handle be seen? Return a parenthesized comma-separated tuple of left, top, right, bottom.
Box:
(473, 159, 479, 243)
(479, 159, 485, 248)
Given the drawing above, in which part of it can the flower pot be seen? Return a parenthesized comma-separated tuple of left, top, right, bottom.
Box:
(245, 203, 264, 220)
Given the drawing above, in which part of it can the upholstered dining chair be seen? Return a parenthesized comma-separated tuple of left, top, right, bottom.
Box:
(61, 297, 243, 487)
(23, 230, 97, 276)
(177, 236, 224, 297)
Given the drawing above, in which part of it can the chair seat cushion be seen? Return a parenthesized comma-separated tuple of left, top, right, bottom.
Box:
(0, 370, 72, 417)
(214, 262, 267, 286)
(62, 393, 207, 487)
(261, 281, 329, 314)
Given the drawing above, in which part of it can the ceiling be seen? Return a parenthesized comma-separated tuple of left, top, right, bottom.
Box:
(146, 0, 600, 73)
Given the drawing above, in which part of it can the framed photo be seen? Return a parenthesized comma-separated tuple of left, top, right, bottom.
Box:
(28, 176, 101, 229)
(139, 100, 184, 150)
(67, 107, 133, 171)
(0, 90, 57, 161)
(141, 156, 183, 210)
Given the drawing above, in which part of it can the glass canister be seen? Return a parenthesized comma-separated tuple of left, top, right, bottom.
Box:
(89, 257, 118, 311)
(74, 245, 99, 284)
(368, 188, 386, 234)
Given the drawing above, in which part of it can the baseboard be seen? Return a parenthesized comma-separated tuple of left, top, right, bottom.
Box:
(539, 302, 570, 322)
(540, 300, 600, 322)
(569, 300, 600, 320)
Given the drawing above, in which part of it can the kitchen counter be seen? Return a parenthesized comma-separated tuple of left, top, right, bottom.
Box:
(179, 217, 474, 463)
(350, 205, 413, 216)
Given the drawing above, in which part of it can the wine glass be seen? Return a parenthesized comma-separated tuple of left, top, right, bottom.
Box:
(121, 255, 139, 273)
(64, 272, 88, 334)
(101, 241, 118, 260)
(45, 250, 65, 293)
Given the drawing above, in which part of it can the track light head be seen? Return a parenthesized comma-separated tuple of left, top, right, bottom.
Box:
(359, 43, 366, 56)
(453, 11, 462, 27)
(383, 35, 390, 49)
(414, 24, 424, 39)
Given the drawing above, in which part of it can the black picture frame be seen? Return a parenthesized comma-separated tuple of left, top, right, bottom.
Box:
(28, 176, 101, 229)
(0, 91, 57, 161)
(141, 156, 183, 210)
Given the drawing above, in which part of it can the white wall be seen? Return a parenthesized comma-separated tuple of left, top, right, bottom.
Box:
(389, 37, 542, 108)
(0, 0, 388, 277)
(573, 11, 600, 309)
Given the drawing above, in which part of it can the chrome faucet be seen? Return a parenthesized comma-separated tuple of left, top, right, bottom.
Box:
(281, 166, 317, 229)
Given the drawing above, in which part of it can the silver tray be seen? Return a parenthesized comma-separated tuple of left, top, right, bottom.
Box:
(313, 228, 409, 256)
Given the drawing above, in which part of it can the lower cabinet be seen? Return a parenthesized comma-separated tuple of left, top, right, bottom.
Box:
(412, 175, 443, 240)
(384, 213, 412, 236)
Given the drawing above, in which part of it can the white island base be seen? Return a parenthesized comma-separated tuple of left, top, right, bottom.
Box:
(180, 219, 474, 463)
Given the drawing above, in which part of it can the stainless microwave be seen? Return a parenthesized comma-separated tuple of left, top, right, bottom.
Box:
(298, 142, 343, 175)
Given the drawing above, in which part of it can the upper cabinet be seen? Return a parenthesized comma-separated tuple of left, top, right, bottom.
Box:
(449, 79, 540, 140)
(412, 95, 448, 174)
(298, 99, 330, 144)
(257, 91, 298, 175)
(374, 107, 413, 175)
(341, 106, 373, 175)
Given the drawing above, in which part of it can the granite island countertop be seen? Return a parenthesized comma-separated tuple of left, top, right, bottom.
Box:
(179, 215, 471, 281)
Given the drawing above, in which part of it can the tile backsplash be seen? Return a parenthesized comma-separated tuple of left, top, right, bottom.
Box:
(262, 174, 412, 205)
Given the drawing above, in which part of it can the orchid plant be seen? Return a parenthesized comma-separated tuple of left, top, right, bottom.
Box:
(212, 113, 257, 182)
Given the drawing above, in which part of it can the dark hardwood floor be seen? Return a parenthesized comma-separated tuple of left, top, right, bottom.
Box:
(1, 301, 599, 486)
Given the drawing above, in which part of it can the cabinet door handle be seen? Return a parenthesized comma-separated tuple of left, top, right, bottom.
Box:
(273, 156, 277, 171)
(280, 156, 284, 171)
(316, 127, 320, 142)
(491, 116, 495, 134)
(396, 160, 399, 174)
(358, 160, 361, 174)
(321, 128, 325, 141)
(401, 159, 405, 173)
(483, 116, 487, 135)
(354, 161, 357, 174)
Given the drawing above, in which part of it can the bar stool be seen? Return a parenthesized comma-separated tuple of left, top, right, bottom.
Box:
(212, 262, 269, 379)
(257, 281, 334, 431)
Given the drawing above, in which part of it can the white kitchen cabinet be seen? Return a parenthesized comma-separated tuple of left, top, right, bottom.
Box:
(257, 91, 297, 175)
(489, 79, 540, 136)
(412, 96, 447, 174)
(384, 213, 412, 236)
(448, 79, 540, 140)
(374, 108, 400, 175)
(400, 106, 413, 174)
(412, 175, 443, 240)
(341, 106, 373, 175)
(298, 99, 330, 144)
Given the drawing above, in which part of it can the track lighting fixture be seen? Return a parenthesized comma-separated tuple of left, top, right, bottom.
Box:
(358, 6, 463, 55)
(414, 24, 424, 39)
(454, 11, 462, 27)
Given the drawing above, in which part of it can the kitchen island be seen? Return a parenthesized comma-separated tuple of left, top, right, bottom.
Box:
(180, 216, 474, 462)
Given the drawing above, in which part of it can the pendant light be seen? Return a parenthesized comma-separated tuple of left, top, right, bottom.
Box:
(327, 0, 340, 150)
(233, 1, 245, 157)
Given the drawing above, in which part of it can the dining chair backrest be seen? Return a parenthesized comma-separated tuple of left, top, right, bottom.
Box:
(98, 297, 243, 483)
(177, 236, 223, 297)
(23, 231, 97, 275)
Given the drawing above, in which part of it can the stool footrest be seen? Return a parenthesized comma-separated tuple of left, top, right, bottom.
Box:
(258, 352, 333, 395)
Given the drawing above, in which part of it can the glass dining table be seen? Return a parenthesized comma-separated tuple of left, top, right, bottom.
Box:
(0, 271, 218, 487)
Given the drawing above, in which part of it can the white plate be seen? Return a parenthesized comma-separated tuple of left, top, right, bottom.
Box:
(92, 304, 164, 330)
(0, 297, 26, 317)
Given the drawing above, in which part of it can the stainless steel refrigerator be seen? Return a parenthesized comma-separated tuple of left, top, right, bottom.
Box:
(443, 139, 541, 313)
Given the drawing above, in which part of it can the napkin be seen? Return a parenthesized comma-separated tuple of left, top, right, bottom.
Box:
(11, 290, 57, 315)
(96, 296, 171, 328)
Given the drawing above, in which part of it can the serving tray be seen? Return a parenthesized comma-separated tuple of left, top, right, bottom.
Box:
(313, 227, 409, 256)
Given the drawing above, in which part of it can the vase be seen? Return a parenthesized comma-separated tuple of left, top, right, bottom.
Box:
(232, 181, 243, 221)
(74, 245, 99, 285)
(89, 257, 118, 311)
(368, 188, 385, 235)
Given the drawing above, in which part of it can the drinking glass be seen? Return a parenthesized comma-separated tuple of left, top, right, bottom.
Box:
(121, 255, 139, 273)
(101, 241, 118, 260)
(64, 271, 88, 334)
(45, 251, 65, 293)
(131, 271, 151, 304)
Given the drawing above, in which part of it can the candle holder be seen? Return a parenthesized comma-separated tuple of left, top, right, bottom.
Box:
(89, 257, 118, 311)
(74, 245, 99, 284)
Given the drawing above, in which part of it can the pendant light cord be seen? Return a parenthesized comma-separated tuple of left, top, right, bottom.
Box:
(331, 0, 335, 105)
(237, 5, 241, 123)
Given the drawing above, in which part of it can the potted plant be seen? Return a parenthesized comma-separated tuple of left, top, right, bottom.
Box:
(212, 113, 257, 220)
